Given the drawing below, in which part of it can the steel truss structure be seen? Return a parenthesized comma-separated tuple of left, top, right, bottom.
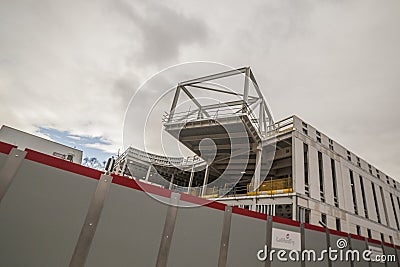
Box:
(163, 67, 276, 196)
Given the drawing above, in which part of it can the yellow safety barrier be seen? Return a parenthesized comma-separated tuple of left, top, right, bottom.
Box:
(201, 194, 219, 199)
(247, 188, 293, 196)
(247, 177, 293, 196)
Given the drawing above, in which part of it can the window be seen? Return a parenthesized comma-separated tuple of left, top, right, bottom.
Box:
(303, 128, 308, 135)
(305, 209, 310, 224)
(386, 175, 390, 184)
(298, 207, 310, 224)
(303, 143, 310, 197)
(380, 187, 389, 225)
(321, 213, 327, 225)
(356, 225, 361, 236)
(389, 236, 394, 244)
(371, 183, 381, 223)
(347, 150, 351, 161)
(368, 164, 372, 175)
(376, 169, 380, 179)
(329, 139, 334, 150)
(331, 158, 338, 207)
(350, 170, 358, 215)
(389, 193, 400, 230)
(359, 176, 368, 219)
(318, 152, 325, 202)
(357, 157, 361, 167)
(316, 131, 321, 143)
(398, 197, 400, 216)
(336, 218, 341, 231)
(380, 233, 385, 242)
(367, 229, 372, 239)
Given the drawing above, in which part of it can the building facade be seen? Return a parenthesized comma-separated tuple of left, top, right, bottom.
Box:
(115, 115, 400, 245)
(0, 125, 83, 164)
(218, 115, 400, 245)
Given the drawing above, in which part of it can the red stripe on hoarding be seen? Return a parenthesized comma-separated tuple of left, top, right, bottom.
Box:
(329, 229, 348, 238)
(272, 216, 301, 227)
(110, 174, 174, 199)
(350, 233, 365, 241)
(178, 193, 226, 211)
(204, 201, 226, 211)
(0, 141, 16, 155)
(111, 174, 143, 191)
(25, 149, 102, 180)
(383, 242, 394, 248)
(136, 180, 172, 199)
(304, 223, 326, 233)
(367, 238, 382, 245)
(232, 207, 267, 220)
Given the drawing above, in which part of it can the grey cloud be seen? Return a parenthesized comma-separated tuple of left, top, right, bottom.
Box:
(112, 0, 209, 65)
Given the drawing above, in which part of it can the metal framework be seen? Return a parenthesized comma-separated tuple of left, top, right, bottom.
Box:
(162, 67, 275, 195)
(164, 67, 274, 138)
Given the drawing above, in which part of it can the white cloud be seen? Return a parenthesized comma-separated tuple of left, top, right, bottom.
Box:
(84, 142, 118, 154)
(67, 135, 81, 141)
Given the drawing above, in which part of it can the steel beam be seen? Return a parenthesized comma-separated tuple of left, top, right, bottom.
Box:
(180, 86, 210, 118)
(69, 174, 113, 267)
(218, 206, 232, 267)
(201, 98, 258, 111)
(188, 83, 258, 99)
(249, 70, 273, 123)
(156, 192, 180, 267)
(243, 67, 250, 106)
(180, 67, 246, 86)
(169, 86, 181, 122)
(265, 216, 273, 267)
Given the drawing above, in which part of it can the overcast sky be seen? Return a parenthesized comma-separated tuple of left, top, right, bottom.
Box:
(1, 0, 399, 179)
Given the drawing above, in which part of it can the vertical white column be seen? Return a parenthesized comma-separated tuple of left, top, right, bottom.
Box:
(187, 165, 195, 193)
(253, 144, 262, 191)
(168, 174, 175, 190)
(201, 165, 210, 197)
(145, 164, 151, 181)
(120, 160, 128, 175)
(243, 67, 250, 113)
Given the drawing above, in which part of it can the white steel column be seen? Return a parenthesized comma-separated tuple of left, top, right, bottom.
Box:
(120, 160, 128, 175)
(168, 174, 175, 190)
(145, 165, 151, 181)
(253, 144, 262, 191)
(243, 67, 250, 105)
(201, 165, 210, 197)
(187, 165, 195, 193)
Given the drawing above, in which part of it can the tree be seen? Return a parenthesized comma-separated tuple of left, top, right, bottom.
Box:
(82, 157, 105, 170)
